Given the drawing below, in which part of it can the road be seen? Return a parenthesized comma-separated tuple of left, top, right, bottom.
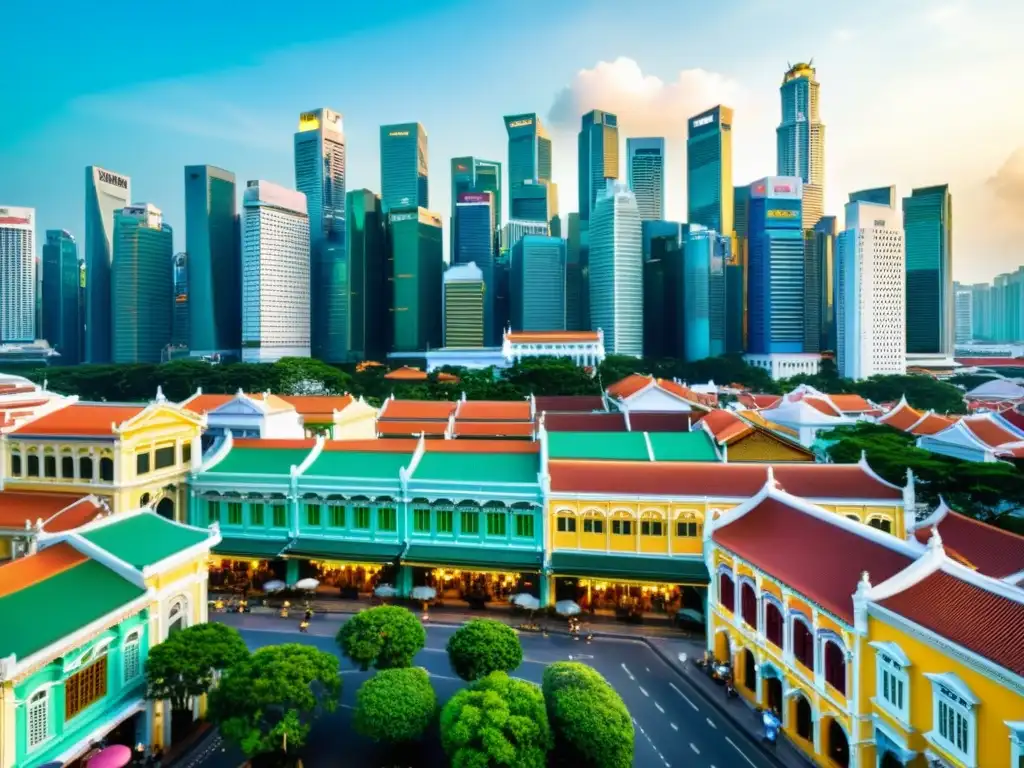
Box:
(192, 613, 774, 768)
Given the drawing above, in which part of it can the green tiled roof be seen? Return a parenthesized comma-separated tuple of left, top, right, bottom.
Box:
(0, 560, 146, 659)
(303, 450, 412, 479)
(214, 537, 291, 558)
(647, 432, 719, 462)
(411, 452, 540, 485)
(82, 514, 211, 570)
(205, 446, 313, 476)
(287, 537, 402, 563)
(546, 432, 651, 461)
(404, 543, 542, 571)
(550, 552, 709, 584)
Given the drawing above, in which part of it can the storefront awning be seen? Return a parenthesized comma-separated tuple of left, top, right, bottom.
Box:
(213, 537, 291, 559)
(550, 552, 709, 585)
(287, 537, 402, 564)
(403, 544, 542, 572)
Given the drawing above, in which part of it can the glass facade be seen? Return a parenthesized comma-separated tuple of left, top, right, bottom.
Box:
(903, 185, 953, 355)
(42, 229, 80, 363)
(643, 233, 684, 358)
(455, 194, 496, 343)
(184, 165, 238, 357)
(111, 205, 173, 363)
(849, 186, 896, 207)
(172, 252, 189, 348)
(510, 235, 566, 332)
(687, 107, 734, 236)
(578, 110, 620, 222)
(589, 181, 642, 356)
(380, 123, 428, 213)
(85, 166, 130, 363)
(776, 64, 825, 228)
(346, 189, 388, 361)
(626, 138, 665, 221)
(388, 208, 443, 352)
(682, 228, 728, 361)
(811, 216, 837, 352)
(451, 157, 501, 261)
(727, 185, 751, 354)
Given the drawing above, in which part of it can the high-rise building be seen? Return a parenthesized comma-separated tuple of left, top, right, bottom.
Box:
(184, 165, 239, 359)
(903, 185, 953, 357)
(380, 123, 428, 213)
(241, 181, 311, 363)
(387, 208, 443, 352)
(295, 108, 347, 362)
(643, 230, 685, 358)
(42, 229, 80, 363)
(111, 204, 173, 363)
(565, 213, 588, 331)
(578, 110, 620, 222)
(954, 283, 973, 345)
(85, 166, 131, 362)
(849, 186, 896, 207)
(776, 62, 825, 228)
(455, 192, 497, 344)
(172, 252, 189, 349)
(835, 201, 905, 379)
(493, 253, 511, 337)
(968, 282, 993, 342)
(589, 181, 642, 356)
(500, 219, 549, 252)
(626, 138, 665, 221)
(0, 206, 36, 344)
(810, 216, 838, 352)
(346, 189, 388, 362)
(504, 114, 557, 232)
(510, 235, 566, 332)
(78, 260, 87, 357)
(747, 177, 805, 355)
(34, 258, 42, 342)
(687, 106, 734, 236)
(728, 185, 752, 353)
(451, 157, 501, 260)
(682, 227, 729, 361)
(443, 262, 485, 348)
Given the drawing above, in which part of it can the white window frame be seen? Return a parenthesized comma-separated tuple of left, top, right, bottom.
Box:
(869, 641, 911, 725)
(122, 629, 142, 684)
(26, 687, 51, 751)
(1007, 721, 1024, 768)
(924, 672, 978, 768)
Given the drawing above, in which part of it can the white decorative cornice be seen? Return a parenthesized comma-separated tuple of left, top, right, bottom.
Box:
(293, 435, 324, 477)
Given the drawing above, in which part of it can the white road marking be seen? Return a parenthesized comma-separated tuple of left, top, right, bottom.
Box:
(654, 701, 665, 713)
(646, 667, 650, 672)
(639, 686, 649, 697)
(706, 717, 717, 729)
(690, 743, 700, 754)
(726, 736, 758, 768)
(670, 723, 678, 731)
(669, 682, 699, 711)
(621, 662, 635, 680)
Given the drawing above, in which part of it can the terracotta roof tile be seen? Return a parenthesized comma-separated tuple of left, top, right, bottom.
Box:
(0, 492, 96, 531)
(506, 331, 600, 343)
(10, 403, 146, 437)
(698, 410, 753, 443)
(453, 420, 535, 438)
(737, 394, 782, 410)
(879, 570, 1024, 677)
(181, 393, 236, 413)
(960, 416, 1019, 448)
(627, 412, 698, 432)
(713, 497, 913, 622)
(377, 420, 450, 437)
(907, 412, 956, 436)
(543, 413, 628, 432)
(657, 379, 717, 407)
(1000, 409, 1024, 432)
(534, 395, 606, 413)
(802, 396, 842, 417)
(878, 402, 924, 431)
(0, 543, 89, 598)
(455, 400, 532, 421)
(0, 399, 50, 410)
(914, 512, 1024, 579)
(828, 394, 873, 413)
(379, 399, 457, 421)
(278, 394, 354, 420)
(321, 438, 420, 452)
(606, 374, 652, 400)
(424, 440, 539, 454)
(44, 498, 107, 533)
(384, 366, 429, 381)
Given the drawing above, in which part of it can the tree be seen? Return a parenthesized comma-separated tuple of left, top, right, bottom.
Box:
(446, 619, 523, 681)
(336, 605, 426, 671)
(542, 662, 634, 768)
(440, 671, 551, 768)
(270, 357, 352, 396)
(208, 643, 340, 761)
(505, 356, 599, 397)
(354, 667, 437, 743)
(145, 622, 250, 713)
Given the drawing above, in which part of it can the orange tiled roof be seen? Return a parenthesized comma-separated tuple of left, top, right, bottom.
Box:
(0, 543, 88, 598)
(10, 403, 146, 438)
(799, 396, 842, 417)
(0, 492, 97, 531)
(424, 440, 539, 454)
(0, 399, 50, 411)
(699, 410, 753, 443)
(960, 416, 1020, 448)
(737, 393, 783, 410)
(181, 393, 236, 413)
(878, 401, 923, 431)
(657, 379, 717, 407)
(606, 374, 716, 408)
(384, 366, 429, 381)
(377, 420, 450, 437)
(278, 394, 354, 421)
(437, 372, 460, 383)
(907, 412, 956, 436)
(379, 399, 457, 421)
(913, 511, 1024, 580)
(453, 420, 535, 438)
(321, 438, 420, 453)
(606, 374, 653, 400)
(506, 331, 600, 344)
(456, 400, 532, 421)
(828, 394, 873, 413)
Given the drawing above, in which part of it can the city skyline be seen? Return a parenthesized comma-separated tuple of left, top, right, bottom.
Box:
(2, 0, 1022, 284)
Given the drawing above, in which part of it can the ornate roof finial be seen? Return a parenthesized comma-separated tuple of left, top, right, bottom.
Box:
(927, 526, 943, 550)
(155, 385, 166, 403)
(855, 571, 872, 597)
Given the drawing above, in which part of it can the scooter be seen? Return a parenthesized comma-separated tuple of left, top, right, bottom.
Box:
(761, 709, 781, 749)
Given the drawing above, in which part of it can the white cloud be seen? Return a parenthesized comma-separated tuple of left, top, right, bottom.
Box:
(833, 29, 857, 42)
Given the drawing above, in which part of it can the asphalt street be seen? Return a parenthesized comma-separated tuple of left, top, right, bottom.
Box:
(193, 613, 774, 768)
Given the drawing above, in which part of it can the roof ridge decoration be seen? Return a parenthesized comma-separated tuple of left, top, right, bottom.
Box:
(911, 498, 952, 534)
(857, 450, 904, 491)
(197, 429, 235, 473)
(929, 419, 1001, 450)
(642, 432, 655, 461)
(405, 435, 427, 483)
(293, 435, 325, 478)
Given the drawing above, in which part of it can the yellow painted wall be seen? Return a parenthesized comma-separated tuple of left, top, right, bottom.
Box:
(332, 402, 379, 441)
(726, 431, 813, 462)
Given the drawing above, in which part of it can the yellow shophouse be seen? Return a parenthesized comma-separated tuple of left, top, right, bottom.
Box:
(0, 393, 205, 517)
(705, 477, 1024, 768)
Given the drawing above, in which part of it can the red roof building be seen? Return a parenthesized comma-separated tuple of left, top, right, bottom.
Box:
(911, 503, 1024, 583)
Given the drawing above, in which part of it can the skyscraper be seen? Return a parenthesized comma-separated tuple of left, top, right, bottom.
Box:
(451, 157, 501, 260)
(500, 219, 549, 252)
(849, 186, 896, 207)
(0, 207, 36, 344)
(626, 138, 665, 221)
(643, 230, 684, 358)
(241, 181, 311, 363)
(776, 62, 825, 228)
(578, 110, 620, 222)
(295, 108, 347, 362)
(443, 263, 485, 348)
(346, 189, 388, 362)
(747, 177, 805, 355)
(687, 106, 734, 236)
(727, 185, 752, 353)
(954, 284, 973, 345)
(589, 181, 642, 356)
(111, 204, 173, 364)
(380, 123, 428, 213)
(184, 165, 239, 359)
(510, 235, 566, 332)
(172, 252, 189, 349)
(387, 208, 443, 352)
(565, 212, 587, 331)
(903, 185, 953, 357)
(836, 201, 905, 379)
(504, 114, 557, 231)
(811, 216, 838, 352)
(85, 166, 131, 362)
(455, 192, 497, 343)
(683, 227, 729, 361)
(42, 229, 81, 363)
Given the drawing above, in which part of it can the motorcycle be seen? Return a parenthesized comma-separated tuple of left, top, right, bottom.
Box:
(761, 709, 781, 748)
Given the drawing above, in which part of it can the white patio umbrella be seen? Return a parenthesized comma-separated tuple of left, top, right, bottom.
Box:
(293, 578, 320, 591)
(262, 580, 286, 593)
(411, 586, 437, 601)
(555, 600, 581, 617)
(510, 593, 540, 611)
(374, 584, 398, 598)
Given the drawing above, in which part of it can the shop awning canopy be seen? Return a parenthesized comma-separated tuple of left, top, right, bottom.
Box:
(286, 538, 402, 564)
(403, 543, 543, 572)
(213, 537, 291, 559)
(550, 552, 709, 585)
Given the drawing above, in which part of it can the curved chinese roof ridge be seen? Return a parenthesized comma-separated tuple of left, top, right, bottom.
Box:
(0, 492, 105, 533)
(912, 501, 1024, 581)
(877, 395, 923, 431)
(905, 410, 957, 436)
(605, 374, 716, 408)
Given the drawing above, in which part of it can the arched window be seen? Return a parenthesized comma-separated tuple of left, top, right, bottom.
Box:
(79, 455, 94, 480)
(61, 455, 75, 478)
(123, 630, 142, 682)
(43, 455, 57, 478)
(764, 601, 784, 647)
(740, 582, 758, 628)
(167, 597, 188, 636)
(718, 571, 735, 610)
(27, 688, 49, 749)
(824, 639, 847, 695)
(868, 518, 892, 534)
(792, 618, 815, 671)
(99, 457, 114, 482)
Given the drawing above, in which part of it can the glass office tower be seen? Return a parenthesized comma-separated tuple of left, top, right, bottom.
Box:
(388, 208, 443, 352)
(811, 216, 838, 352)
(42, 229, 81, 363)
(184, 165, 239, 358)
(451, 157, 501, 261)
(510, 235, 566, 331)
(626, 138, 665, 221)
(776, 62, 825, 228)
(687, 106, 734, 236)
(172, 252, 189, 349)
(455, 192, 497, 344)
(504, 114, 557, 232)
(903, 185, 953, 356)
(849, 186, 896, 207)
(589, 181, 642, 356)
(380, 123, 428, 213)
(578, 110, 620, 222)
(0, 207, 36, 344)
(84, 166, 130, 362)
(346, 189, 388, 362)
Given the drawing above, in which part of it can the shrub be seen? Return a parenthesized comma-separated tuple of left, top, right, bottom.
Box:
(354, 667, 436, 743)
(445, 619, 523, 681)
(336, 605, 426, 671)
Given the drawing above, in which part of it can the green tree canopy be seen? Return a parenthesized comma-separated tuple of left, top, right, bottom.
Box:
(353, 667, 437, 743)
(208, 643, 340, 759)
(445, 619, 523, 681)
(144, 622, 249, 711)
(542, 662, 634, 768)
(440, 671, 551, 768)
(336, 605, 426, 671)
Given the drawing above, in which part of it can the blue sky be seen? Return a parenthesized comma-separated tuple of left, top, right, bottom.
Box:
(2, 0, 1023, 282)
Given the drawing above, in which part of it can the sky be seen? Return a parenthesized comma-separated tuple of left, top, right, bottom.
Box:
(2, 0, 1023, 284)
